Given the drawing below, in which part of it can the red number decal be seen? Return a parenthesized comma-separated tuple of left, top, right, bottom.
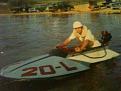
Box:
(60, 62, 77, 71)
(39, 65, 56, 75)
(21, 67, 37, 77)
(21, 62, 76, 77)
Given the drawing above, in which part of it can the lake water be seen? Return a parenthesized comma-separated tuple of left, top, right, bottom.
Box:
(0, 13, 121, 91)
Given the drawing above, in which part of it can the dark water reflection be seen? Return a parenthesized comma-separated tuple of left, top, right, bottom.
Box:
(0, 13, 121, 91)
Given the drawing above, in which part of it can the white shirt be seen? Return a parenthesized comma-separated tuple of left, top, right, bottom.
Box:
(68, 25, 101, 47)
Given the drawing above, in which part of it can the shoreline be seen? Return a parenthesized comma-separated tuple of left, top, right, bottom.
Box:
(0, 11, 80, 16)
(0, 10, 120, 16)
(0, 4, 90, 16)
(0, 4, 121, 16)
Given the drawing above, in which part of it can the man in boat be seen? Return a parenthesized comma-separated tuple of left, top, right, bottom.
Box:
(56, 21, 101, 53)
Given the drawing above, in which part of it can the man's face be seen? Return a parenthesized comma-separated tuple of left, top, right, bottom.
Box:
(74, 26, 83, 34)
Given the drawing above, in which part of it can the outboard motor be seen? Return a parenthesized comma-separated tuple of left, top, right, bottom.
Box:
(100, 31, 112, 46)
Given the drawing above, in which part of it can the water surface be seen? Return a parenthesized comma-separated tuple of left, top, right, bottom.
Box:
(0, 13, 121, 91)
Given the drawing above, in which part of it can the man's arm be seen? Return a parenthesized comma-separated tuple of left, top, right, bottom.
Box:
(56, 38, 71, 48)
(60, 38, 71, 47)
(62, 38, 71, 46)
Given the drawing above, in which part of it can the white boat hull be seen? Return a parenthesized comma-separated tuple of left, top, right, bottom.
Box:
(0, 47, 120, 79)
(67, 47, 120, 63)
(0, 55, 89, 79)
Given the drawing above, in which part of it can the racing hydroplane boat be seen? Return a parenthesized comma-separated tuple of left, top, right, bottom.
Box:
(0, 31, 120, 79)
(0, 46, 120, 79)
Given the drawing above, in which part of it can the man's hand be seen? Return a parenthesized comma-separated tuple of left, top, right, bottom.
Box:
(56, 44, 69, 53)
(56, 44, 65, 49)
(74, 46, 87, 52)
(74, 47, 82, 52)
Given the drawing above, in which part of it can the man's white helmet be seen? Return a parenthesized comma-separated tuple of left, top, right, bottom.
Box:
(73, 21, 83, 28)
